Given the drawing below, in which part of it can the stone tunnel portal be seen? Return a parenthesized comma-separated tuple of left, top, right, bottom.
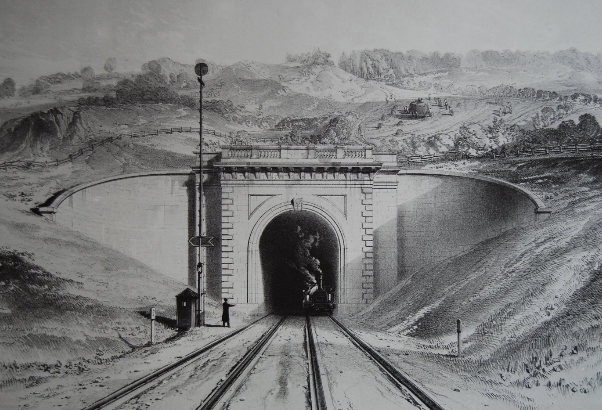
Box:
(258, 210, 339, 314)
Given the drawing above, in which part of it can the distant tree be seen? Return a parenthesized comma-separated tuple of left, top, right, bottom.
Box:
(541, 106, 556, 127)
(143, 60, 163, 75)
(18, 78, 51, 96)
(114, 72, 178, 104)
(525, 88, 536, 99)
(80, 66, 95, 80)
(176, 72, 192, 87)
(577, 113, 601, 139)
(558, 120, 578, 143)
(286, 49, 334, 66)
(0, 78, 16, 98)
(80, 66, 99, 91)
(532, 112, 542, 129)
(583, 94, 593, 104)
(104, 57, 117, 73)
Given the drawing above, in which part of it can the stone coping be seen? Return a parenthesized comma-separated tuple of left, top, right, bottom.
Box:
(213, 161, 383, 168)
(36, 167, 552, 216)
(37, 170, 194, 214)
(398, 169, 552, 214)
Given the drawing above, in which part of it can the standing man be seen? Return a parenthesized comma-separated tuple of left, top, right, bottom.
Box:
(222, 298, 235, 327)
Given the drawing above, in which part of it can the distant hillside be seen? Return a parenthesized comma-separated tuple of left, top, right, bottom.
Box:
(0, 107, 91, 159)
(204, 59, 424, 107)
(462, 48, 602, 74)
(338, 48, 602, 92)
(142, 57, 224, 89)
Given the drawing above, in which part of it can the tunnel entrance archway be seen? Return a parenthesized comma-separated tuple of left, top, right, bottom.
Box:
(258, 210, 339, 314)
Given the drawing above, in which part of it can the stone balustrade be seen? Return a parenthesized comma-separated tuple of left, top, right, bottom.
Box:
(220, 145, 373, 161)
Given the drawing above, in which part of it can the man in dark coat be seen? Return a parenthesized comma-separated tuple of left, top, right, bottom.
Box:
(222, 298, 235, 327)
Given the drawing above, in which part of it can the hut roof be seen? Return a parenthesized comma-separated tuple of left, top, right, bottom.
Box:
(176, 287, 199, 299)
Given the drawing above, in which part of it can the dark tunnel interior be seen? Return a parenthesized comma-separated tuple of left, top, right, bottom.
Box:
(259, 210, 338, 314)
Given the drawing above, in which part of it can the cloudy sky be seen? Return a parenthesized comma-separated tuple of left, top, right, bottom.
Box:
(1, 0, 602, 85)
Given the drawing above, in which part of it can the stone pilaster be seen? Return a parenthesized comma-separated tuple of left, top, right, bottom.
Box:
(220, 186, 235, 299)
(361, 186, 374, 304)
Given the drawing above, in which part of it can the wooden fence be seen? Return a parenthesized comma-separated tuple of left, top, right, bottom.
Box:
(0, 127, 225, 170)
(4, 128, 602, 170)
(400, 142, 602, 166)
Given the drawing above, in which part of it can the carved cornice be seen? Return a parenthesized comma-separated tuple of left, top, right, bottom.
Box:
(217, 165, 379, 181)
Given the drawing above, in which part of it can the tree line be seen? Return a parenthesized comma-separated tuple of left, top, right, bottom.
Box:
(338, 49, 462, 81)
(463, 49, 602, 75)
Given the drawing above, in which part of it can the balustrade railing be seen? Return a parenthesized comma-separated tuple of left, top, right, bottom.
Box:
(315, 149, 337, 159)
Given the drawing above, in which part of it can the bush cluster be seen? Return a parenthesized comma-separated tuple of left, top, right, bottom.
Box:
(494, 113, 602, 153)
(0, 78, 16, 98)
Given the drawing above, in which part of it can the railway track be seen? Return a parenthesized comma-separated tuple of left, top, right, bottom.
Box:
(82, 314, 444, 410)
(327, 316, 445, 410)
(80, 314, 278, 410)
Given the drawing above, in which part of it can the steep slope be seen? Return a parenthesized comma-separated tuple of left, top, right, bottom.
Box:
(0, 194, 185, 390)
(353, 157, 602, 405)
(0, 107, 92, 160)
(0, 133, 204, 395)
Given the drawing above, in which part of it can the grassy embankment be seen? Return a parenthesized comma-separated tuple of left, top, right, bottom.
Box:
(354, 156, 602, 409)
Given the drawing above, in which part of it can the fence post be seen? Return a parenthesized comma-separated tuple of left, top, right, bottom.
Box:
(150, 307, 156, 345)
(457, 319, 462, 357)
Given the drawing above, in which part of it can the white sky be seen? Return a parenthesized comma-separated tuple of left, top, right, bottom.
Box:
(1, 0, 602, 85)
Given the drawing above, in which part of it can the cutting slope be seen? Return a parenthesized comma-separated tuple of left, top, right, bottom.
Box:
(354, 157, 602, 404)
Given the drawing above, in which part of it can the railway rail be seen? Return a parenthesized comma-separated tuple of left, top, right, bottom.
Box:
(328, 315, 445, 410)
(196, 316, 287, 409)
(81, 314, 275, 410)
(82, 314, 445, 410)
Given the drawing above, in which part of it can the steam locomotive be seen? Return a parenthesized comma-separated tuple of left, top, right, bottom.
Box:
(302, 275, 335, 315)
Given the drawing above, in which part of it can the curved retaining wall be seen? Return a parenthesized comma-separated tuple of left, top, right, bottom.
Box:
(39, 169, 550, 296)
(41, 172, 196, 283)
(394, 170, 551, 278)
